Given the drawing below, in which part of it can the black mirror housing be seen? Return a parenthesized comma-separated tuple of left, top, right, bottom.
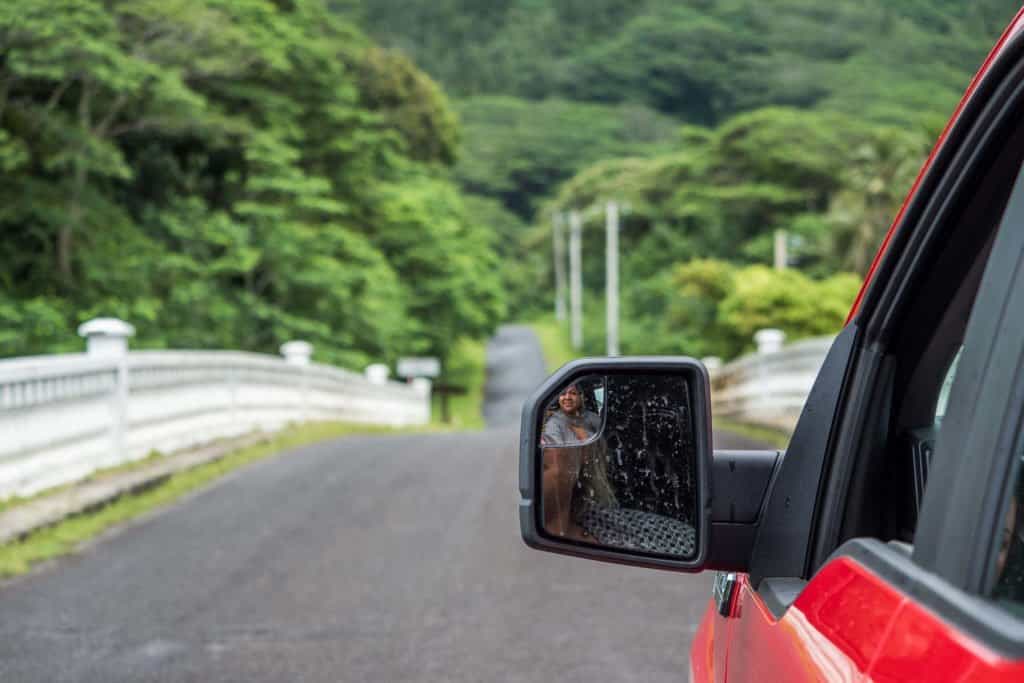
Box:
(518, 357, 713, 572)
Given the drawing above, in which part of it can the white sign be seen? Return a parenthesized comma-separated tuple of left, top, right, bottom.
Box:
(397, 357, 441, 378)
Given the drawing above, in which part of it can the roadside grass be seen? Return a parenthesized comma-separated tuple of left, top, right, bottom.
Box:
(431, 336, 487, 430)
(529, 315, 579, 372)
(0, 448, 174, 516)
(0, 421, 420, 579)
(0, 439, 271, 516)
(713, 417, 791, 450)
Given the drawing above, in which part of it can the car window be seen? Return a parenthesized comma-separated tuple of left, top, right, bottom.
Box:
(993, 456, 1024, 619)
(935, 347, 962, 422)
(825, 115, 1024, 572)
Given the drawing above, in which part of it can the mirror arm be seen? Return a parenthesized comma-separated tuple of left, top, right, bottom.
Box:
(707, 449, 783, 572)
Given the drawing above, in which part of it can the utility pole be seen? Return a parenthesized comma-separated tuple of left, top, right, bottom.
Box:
(552, 212, 567, 322)
(774, 229, 788, 271)
(605, 201, 620, 356)
(569, 209, 583, 350)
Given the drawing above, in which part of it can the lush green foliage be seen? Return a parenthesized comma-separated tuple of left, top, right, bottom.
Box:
(430, 336, 488, 429)
(455, 97, 678, 219)
(6, 0, 1019, 371)
(530, 315, 580, 373)
(0, 0, 504, 369)
(525, 107, 921, 357)
(548, 108, 931, 278)
(357, 0, 1018, 127)
(669, 260, 861, 358)
(351, 0, 1017, 355)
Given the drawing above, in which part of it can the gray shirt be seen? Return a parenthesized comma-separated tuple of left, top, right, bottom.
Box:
(542, 410, 602, 445)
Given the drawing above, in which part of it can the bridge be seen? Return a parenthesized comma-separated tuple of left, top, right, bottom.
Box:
(0, 318, 428, 499)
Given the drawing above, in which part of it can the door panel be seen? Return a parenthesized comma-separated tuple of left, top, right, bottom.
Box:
(869, 600, 1024, 683)
(725, 564, 897, 682)
(689, 599, 726, 683)
(722, 558, 1024, 682)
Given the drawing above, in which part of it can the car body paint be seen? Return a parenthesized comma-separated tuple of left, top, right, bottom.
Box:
(869, 597, 1024, 682)
(692, 559, 1024, 681)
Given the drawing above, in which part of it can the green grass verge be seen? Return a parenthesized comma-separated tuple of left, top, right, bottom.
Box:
(0, 448, 176, 515)
(529, 315, 579, 373)
(431, 336, 487, 430)
(0, 438, 280, 515)
(0, 421, 419, 579)
(713, 417, 791, 450)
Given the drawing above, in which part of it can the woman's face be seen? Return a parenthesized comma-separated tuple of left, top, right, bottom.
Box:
(558, 385, 582, 415)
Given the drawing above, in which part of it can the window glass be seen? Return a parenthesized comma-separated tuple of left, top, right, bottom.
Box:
(993, 456, 1024, 618)
(935, 347, 962, 422)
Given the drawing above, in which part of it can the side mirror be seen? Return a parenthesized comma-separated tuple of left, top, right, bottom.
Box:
(519, 357, 713, 572)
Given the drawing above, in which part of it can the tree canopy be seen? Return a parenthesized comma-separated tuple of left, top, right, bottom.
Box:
(0, 0, 505, 367)
(5, 0, 1019, 366)
(348, 0, 1015, 357)
(355, 0, 1019, 127)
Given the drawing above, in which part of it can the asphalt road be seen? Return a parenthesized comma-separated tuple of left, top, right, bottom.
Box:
(0, 325, 767, 682)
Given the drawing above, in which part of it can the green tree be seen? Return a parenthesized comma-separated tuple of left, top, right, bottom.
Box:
(0, 0, 504, 368)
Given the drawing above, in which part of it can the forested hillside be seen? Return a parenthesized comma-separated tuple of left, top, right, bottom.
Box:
(3, 1, 1020, 366)
(355, 0, 1015, 127)
(0, 1, 504, 366)
(351, 0, 1020, 355)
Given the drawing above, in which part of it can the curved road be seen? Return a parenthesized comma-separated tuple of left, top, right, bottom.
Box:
(0, 325, 766, 682)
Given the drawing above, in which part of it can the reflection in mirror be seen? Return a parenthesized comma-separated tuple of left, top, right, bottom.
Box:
(539, 374, 605, 447)
(540, 373, 697, 559)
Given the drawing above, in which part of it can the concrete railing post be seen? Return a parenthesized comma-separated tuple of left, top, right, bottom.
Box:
(79, 318, 135, 359)
(411, 377, 432, 424)
(78, 318, 135, 466)
(281, 341, 313, 422)
(364, 364, 389, 385)
(754, 329, 785, 355)
(752, 329, 784, 420)
(280, 341, 313, 366)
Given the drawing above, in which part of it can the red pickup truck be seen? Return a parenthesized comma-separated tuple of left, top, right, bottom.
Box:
(520, 7, 1024, 681)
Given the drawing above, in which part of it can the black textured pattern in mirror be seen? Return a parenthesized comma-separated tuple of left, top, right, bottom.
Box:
(540, 373, 697, 559)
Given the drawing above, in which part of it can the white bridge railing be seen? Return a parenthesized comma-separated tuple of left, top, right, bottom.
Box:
(708, 330, 835, 435)
(0, 319, 428, 499)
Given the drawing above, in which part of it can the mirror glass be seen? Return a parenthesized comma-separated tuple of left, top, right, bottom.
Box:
(539, 373, 698, 559)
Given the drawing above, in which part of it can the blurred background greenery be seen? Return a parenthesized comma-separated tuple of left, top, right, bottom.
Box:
(0, 0, 1018, 372)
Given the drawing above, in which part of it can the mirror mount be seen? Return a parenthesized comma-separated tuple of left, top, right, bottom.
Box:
(707, 449, 782, 572)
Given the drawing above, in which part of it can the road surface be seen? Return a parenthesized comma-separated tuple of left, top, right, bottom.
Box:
(0, 325, 767, 682)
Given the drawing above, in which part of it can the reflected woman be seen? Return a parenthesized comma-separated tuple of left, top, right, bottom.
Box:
(541, 383, 615, 539)
(542, 383, 600, 444)
(541, 381, 697, 558)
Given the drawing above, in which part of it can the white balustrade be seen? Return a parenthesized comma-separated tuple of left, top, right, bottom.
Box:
(0, 320, 429, 499)
(709, 333, 835, 435)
